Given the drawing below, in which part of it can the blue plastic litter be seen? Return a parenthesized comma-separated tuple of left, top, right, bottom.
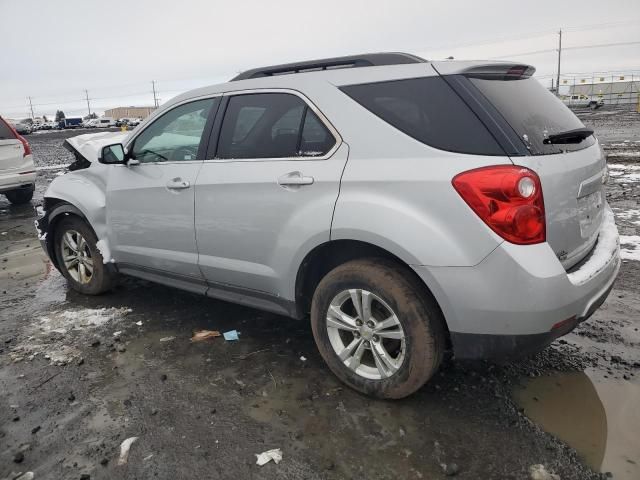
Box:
(223, 330, 240, 341)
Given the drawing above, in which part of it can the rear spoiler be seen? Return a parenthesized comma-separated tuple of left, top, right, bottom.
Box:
(432, 61, 536, 80)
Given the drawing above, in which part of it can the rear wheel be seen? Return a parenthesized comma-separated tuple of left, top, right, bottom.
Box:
(53, 216, 117, 295)
(311, 258, 445, 399)
(589, 101, 598, 110)
(5, 186, 34, 205)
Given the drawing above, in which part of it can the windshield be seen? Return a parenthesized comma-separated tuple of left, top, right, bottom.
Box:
(469, 77, 596, 155)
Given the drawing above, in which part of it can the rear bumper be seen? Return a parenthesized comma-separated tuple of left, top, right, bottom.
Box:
(0, 172, 36, 193)
(413, 205, 620, 359)
(0, 157, 36, 193)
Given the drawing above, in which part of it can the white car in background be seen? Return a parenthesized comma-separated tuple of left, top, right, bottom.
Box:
(96, 117, 116, 128)
(562, 94, 604, 110)
(0, 116, 35, 204)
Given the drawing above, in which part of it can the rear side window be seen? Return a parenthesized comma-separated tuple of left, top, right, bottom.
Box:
(216, 93, 336, 159)
(0, 119, 16, 140)
(469, 77, 595, 155)
(340, 76, 505, 156)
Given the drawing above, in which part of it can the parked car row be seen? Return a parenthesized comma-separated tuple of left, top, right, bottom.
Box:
(2, 116, 144, 134)
(115, 117, 142, 128)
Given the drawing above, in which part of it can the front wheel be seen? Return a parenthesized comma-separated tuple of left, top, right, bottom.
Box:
(310, 259, 446, 399)
(53, 216, 117, 295)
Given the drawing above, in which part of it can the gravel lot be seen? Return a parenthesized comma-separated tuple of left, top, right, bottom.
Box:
(1, 111, 639, 480)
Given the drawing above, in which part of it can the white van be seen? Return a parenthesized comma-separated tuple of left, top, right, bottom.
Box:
(96, 117, 116, 128)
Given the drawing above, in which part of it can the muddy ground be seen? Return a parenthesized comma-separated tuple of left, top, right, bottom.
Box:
(1, 110, 639, 480)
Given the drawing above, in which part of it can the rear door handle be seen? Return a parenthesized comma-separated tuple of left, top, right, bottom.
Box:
(166, 178, 190, 190)
(278, 171, 314, 187)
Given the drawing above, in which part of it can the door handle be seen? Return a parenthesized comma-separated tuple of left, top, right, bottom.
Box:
(278, 171, 314, 187)
(166, 178, 190, 190)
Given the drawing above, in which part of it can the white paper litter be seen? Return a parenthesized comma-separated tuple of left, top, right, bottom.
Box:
(15, 473, 35, 480)
(135, 321, 143, 326)
(159, 336, 175, 342)
(255, 448, 282, 466)
(117, 436, 139, 465)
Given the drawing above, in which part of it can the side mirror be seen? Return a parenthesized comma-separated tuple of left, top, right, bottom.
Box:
(99, 143, 127, 164)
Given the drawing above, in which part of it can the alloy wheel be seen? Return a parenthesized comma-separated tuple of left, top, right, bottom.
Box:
(326, 289, 406, 380)
(61, 230, 94, 284)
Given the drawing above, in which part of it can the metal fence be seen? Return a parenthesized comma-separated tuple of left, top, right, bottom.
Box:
(556, 72, 640, 107)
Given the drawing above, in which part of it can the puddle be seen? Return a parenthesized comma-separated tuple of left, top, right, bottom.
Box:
(0, 238, 50, 283)
(244, 375, 440, 479)
(513, 370, 640, 479)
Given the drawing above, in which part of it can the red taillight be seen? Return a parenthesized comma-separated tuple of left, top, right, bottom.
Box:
(452, 165, 545, 245)
(1, 118, 32, 157)
(17, 134, 32, 157)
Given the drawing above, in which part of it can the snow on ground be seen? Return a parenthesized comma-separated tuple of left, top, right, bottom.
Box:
(608, 163, 640, 182)
(613, 208, 640, 226)
(620, 235, 640, 262)
(8, 307, 133, 365)
(36, 164, 70, 171)
(38, 307, 133, 334)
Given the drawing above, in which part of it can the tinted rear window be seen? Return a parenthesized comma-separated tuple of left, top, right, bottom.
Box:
(0, 119, 16, 140)
(469, 77, 595, 155)
(340, 76, 505, 156)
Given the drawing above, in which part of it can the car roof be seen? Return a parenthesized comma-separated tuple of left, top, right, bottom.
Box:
(158, 53, 532, 112)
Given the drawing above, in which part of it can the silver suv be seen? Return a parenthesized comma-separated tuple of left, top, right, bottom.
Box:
(37, 53, 620, 398)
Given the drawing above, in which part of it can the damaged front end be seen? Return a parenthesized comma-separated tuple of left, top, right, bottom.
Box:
(36, 131, 127, 269)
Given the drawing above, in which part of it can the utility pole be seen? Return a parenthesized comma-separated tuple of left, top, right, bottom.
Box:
(151, 80, 158, 108)
(27, 96, 35, 119)
(555, 28, 562, 97)
(84, 89, 91, 117)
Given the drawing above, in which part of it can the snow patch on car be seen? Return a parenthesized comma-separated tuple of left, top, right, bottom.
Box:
(567, 207, 619, 286)
(96, 239, 115, 264)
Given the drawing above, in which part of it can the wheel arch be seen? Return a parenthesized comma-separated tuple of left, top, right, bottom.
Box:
(294, 239, 451, 344)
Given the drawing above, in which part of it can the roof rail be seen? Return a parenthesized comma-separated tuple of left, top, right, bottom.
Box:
(230, 52, 427, 81)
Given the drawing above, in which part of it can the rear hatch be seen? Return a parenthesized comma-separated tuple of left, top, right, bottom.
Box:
(0, 118, 24, 170)
(435, 64, 607, 270)
(467, 75, 606, 269)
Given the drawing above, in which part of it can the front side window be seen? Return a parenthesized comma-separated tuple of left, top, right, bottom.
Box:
(216, 93, 335, 159)
(132, 98, 216, 163)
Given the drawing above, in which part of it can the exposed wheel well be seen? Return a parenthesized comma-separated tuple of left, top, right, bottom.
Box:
(294, 239, 450, 342)
(42, 199, 91, 269)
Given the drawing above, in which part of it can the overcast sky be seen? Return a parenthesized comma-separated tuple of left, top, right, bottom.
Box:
(1, 0, 639, 119)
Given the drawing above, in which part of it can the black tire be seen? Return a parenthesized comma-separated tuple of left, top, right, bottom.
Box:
(589, 102, 598, 110)
(5, 186, 34, 205)
(53, 216, 117, 295)
(310, 258, 446, 399)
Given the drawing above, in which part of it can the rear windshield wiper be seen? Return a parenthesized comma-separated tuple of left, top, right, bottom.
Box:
(543, 127, 593, 145)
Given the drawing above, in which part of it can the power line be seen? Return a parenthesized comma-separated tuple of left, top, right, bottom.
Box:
(424, 19, 640, 54)
(491, 40, 640, 59)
